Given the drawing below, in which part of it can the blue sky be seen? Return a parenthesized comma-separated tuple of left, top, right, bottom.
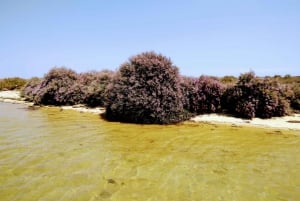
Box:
(0, 0, 299, 78)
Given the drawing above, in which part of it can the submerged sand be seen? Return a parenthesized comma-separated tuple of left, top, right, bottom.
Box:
(1, 90, 300, 130)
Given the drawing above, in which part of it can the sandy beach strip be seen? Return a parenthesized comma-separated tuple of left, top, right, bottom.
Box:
(191, 114, 300, 130)
(0, 90, 22, 100)
(1, 90, 300, 130)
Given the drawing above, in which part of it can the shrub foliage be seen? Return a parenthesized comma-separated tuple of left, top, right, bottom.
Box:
(105, 51, 189, 124)
(78, 70, 114, 107)
(222, 72, 290, 119)
(290, 84, 300, 110)
(20, 77, 42, 101)
(34, 67, 79, 105)
(180, 76, 225, 114)
(7, 52, 299, 123)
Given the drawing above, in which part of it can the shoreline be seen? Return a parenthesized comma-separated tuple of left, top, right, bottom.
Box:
(1, 90, 300, 130)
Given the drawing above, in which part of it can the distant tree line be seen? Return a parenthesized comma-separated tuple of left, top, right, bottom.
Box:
(3, 51, 299, 124)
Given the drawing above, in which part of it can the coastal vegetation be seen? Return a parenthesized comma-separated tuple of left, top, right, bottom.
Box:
(1, 51, 299, 124)
(104, 52, 189, 124)
(0, 77, 26, 90)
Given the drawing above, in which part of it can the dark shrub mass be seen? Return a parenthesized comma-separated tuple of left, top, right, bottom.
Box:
(20, 77, 42, 101)
(0, 77, 27, 90)
(222, 72, 290, 119)
(78, 70, 114, 107)
(180, 76, 197, 113)
(290, 84, 300, 110)
(180, 76, 225, 114)
(105, 51, 189, 124)
(34, 67, 79, 105)
(193, 76, 225, 114)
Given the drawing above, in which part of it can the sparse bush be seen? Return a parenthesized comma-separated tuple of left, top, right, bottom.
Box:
(20, 77, 42, 101)
(105, 51, 189, 124)
(34, 67, 79, 105)
(0, 77, 27, 90)
(222, 72, 290, 119)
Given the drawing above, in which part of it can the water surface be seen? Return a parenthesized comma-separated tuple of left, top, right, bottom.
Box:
(0, 102, 299, 200)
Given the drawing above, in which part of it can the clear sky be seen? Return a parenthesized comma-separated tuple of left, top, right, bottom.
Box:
(0, 0, 299, 78)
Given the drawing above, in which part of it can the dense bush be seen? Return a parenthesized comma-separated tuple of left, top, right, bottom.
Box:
(78, 70, 114, 107)
(0, 77, 27, 90)
(20, 77, 42, 101)
(181, 76, 225, 114)
(290, 84, 300, 110)
(105, 51, 190, 124)
(222, 72, 290, 119)
(34, 67, 79, 105)
(180, 76, 197, 113)
(20, 69, 114, 106)
(194, 76, 225, 114)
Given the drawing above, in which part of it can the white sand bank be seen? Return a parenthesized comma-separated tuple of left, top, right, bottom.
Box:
(60, 105, 105, 114)
(0, 90, 21, 99)
(191, 114, 300, 130)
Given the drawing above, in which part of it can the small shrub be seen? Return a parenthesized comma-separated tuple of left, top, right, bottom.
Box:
(34, 67, 79, 105)
(0, 77, 27, 90)
(20, 77, 42, 101)
(105, 51, 189, 124)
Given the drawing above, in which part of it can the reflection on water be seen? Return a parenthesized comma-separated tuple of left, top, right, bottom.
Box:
(0, 102, 299, 201)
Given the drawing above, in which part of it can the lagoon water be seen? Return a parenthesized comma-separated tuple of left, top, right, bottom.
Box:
(0, 102, 299, 201)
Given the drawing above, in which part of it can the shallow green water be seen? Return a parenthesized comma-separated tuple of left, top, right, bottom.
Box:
(0, 102, 299, 201)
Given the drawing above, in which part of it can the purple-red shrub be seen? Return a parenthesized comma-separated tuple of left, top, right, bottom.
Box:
(180, 76, 197, 113)
(34, 67, 79, 105)
(105, 51, 190, 124)
(78, 70, 114, 107)
(290, 84, 300, 110)
(222, 72, 290, 119)
(180, 76, 225, 114)
(20, 77, 42, 101)
(193, 76, 225, 114)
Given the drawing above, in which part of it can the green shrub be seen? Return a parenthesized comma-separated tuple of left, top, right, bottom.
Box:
(0, 77, 27, 90)
(105, 51, 190, 124)
(220, 75, 238, 84)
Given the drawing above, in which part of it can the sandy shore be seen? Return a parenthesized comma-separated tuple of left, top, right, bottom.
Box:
(1, 90, 300, 130)
(0, 90, 32, 105)
(191, 114, 300, 130)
